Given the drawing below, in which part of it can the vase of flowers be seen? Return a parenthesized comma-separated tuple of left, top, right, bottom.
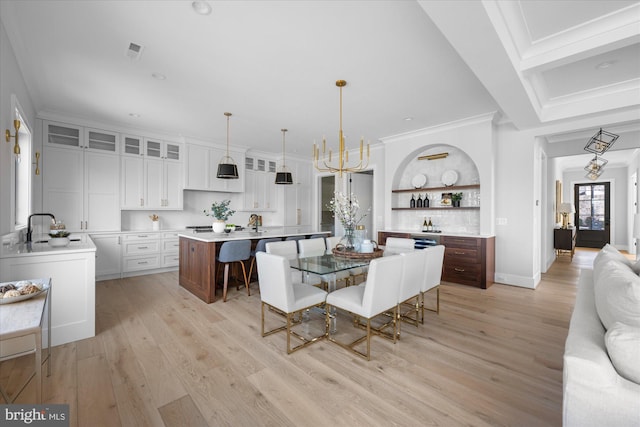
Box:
(204, 200, 236, 233)
(328, 191, 369, 251)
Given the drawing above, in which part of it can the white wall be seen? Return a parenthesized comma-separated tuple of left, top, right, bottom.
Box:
(0, 17, 37, 235)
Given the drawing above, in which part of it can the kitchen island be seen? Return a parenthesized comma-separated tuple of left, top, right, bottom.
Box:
(178, 229, 328, 303)
(0, 235, 96, 348)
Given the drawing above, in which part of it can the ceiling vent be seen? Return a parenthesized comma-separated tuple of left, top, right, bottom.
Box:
(125, 42, 144, 60)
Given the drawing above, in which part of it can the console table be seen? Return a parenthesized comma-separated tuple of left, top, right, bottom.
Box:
(554, 227, 576, 259)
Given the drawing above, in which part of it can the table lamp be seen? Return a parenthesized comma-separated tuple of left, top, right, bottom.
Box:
(559, 203, 576, 229)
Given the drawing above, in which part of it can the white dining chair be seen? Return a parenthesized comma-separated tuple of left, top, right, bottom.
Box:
(397, 250, 426, 335)
(421, 245, 445, 321)
(297, 237, 326, 255)
(256, 252, 328, 354)
(265, 240, 305, 283)
(325, 236, 342, 250)
(325, 254, 403, 360)
(384, 237, 415, 252)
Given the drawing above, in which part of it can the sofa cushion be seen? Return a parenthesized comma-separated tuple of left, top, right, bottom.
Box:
(593, 260, 640, 330)
(594, 244, 632, 269)
(605, 322, 640, 384)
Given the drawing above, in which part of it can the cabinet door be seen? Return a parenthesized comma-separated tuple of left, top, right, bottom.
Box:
(185, 144, 210, 190)
(85, 128, 119, 153)
(164, 142, 181, 161)
(164, 160, 183, 209)
(43, 146, 84, 231)
(85, 151, 120, 231)
(121, 135, 144, 157)
(145, 158, 164, 209)
(121, 156, 144, 209)
(92, 234, 121, 277)
(44, 121, 82, 149)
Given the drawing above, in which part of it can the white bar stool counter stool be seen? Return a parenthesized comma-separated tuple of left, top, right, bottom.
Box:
(256, 252, 328, 354)
(396, 250, 426, 336)
(325, 255, 403, 361)
(216, 240, 251, 302)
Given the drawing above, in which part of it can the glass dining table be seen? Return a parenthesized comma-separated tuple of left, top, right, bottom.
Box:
(289, 250, 372, 332)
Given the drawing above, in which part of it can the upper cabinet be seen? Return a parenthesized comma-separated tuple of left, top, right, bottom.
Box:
(45, 121, 119, 154)
(42, 121, 120, 232)
(184, 142, 245, 192)
(144, 138, 181, 162)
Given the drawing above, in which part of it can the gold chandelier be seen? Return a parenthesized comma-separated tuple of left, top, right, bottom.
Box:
(313, 80, 369, 177)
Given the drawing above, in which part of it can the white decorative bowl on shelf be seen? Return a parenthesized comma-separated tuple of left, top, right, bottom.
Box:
(48, 237, 70, 247)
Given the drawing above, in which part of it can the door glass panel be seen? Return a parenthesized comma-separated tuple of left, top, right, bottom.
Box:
(48, 124, 80, 147)
(124, 137, 141, 155)
(146, 140, 161, 157)
(578, 184, 605, 231)
(166, 143, 180, 160)
(87, 131, 117, 152)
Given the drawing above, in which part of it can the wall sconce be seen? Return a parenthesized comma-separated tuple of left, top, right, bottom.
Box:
(584, 128, 619, 154)
(418, 152, 448, 161)
(5, 119, 20, 155)
(34, 151, 40, 175)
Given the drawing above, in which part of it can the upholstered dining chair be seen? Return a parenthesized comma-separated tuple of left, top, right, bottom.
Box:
(384, 237, 415, 251)
(248, 237, 281, 281)
(297, 237, 328, 289)
(325, 254, 403, 360)
(265, 239, 305, 283)
(397, 250, 426, 335)
(216, 240, 251, 302)
(325, 236, 342, 250)
(285, 235, 306, 243)
(256, 252, 328, 354)
(421, 245, 445, 321)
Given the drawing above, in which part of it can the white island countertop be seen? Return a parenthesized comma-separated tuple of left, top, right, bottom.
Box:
(178, 228, 329, 243)
(380, 230, 495, 238)
(0, 234, 96, 259)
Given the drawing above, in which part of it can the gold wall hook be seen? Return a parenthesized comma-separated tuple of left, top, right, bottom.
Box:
(34, 151, 41, 175)
(5, 119, 20, 155)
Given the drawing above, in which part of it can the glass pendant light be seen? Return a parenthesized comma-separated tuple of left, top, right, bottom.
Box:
(217, 112, 239, 179)
(275, 128, 293, 185)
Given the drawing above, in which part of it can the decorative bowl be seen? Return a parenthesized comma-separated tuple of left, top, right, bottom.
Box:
(48, 237, 70, 247)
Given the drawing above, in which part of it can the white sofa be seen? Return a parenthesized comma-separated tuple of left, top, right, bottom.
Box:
(563, 245, 640, 427)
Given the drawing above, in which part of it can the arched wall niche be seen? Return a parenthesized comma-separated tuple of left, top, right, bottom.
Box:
(391, 144, 481, 234)
(393, 144, 480, 189)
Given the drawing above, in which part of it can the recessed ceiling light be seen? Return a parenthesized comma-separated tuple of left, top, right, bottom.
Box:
(192, 1, 212, 15)
(404, 117, 413, 121)
(129, 113, 140, 118)
(152, 72, 166, 80)
(596, 61, 616, 69)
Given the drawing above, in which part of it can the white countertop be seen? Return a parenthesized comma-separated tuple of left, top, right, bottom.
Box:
(178, 228, 329, 243)
(380, 230, 495, 238)
(0, 234, 96, 259)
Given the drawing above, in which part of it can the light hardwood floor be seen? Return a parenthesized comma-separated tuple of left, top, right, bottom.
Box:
(1, 249, 612, 426)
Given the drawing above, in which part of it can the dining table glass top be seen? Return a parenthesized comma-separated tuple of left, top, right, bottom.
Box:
(289, 251, 370, 276)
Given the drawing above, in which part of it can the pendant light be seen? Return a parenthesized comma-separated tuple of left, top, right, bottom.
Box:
(275, 128, 293, 185)
(217, 112, 239, 179)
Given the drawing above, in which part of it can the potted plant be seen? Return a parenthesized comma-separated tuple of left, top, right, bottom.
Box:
(451, 192, 463, 208)
(204, 200, 236, 233)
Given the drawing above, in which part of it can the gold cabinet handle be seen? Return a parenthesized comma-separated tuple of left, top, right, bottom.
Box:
(454, 267, 465, 272)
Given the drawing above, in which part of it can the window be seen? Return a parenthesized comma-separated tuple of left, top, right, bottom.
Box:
(11, 97, 32, 230)
(577, 183, 605, 231)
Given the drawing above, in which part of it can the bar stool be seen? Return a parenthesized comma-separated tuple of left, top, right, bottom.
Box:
(285, 235, 306, 243)
(216, 240, 251, 302)
(248, 237, 282, 281)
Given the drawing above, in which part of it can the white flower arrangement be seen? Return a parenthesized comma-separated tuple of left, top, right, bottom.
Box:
(327, 192, 369, 229)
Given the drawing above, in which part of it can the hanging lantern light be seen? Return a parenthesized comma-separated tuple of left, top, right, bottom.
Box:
(216, 112, 239, 179)
(275, 128, 293, 185)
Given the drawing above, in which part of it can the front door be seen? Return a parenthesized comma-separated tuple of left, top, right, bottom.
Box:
(574, 182, 610, 248)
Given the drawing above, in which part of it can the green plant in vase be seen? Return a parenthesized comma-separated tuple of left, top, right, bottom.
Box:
(204, 200, 235, 233)
(451, 192, 463, 208)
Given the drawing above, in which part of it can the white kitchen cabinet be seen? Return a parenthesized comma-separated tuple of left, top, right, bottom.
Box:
(184, 142, 245, 192)
(122, 232, 161, 273)
(43, 146, 120, 232)
(43, 122, 120, 232)
(0, 246, 96, 346)
(162, 232, 180, 267)
(283, 159, 311, 226)
(121, 134, 144, 157)
(92, 233, 122, 278)
(121, 147, 183, 210)
(243, 169, 277, 211)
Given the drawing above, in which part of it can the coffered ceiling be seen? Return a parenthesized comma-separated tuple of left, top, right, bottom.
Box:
(1, 0, 638, 159)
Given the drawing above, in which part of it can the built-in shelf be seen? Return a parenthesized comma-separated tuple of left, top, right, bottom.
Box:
(392, 207, 480, 211)
(392, 184, 480, 193)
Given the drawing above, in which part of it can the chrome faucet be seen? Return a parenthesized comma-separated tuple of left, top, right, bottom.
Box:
(26, 213, 56, 243)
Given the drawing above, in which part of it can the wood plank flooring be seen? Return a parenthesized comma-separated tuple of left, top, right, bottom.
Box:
(1, 249, 613, 426)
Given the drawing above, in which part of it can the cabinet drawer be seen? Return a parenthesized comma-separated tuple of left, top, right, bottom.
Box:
(163, 239, 180, 252)
(123, 233, 160, 241)
(123, 255, 161, 272)
(163, 253, 180, 267)
(444, 247, 480, 263)
(124, 240, 160, 255)
(443, 263, 482, 287)
(441, 236, 480, 250)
